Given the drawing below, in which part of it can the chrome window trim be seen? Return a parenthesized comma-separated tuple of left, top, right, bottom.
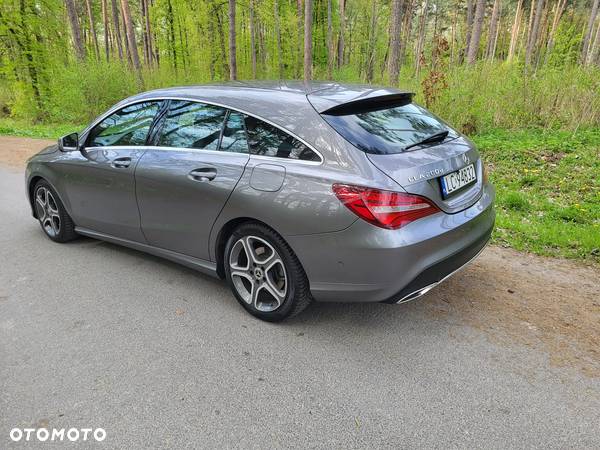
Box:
(82, 96, 324, 165)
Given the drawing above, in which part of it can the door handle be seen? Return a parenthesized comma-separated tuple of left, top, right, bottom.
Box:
(111, 157, 131, 168)
(188, 167, 217, 182)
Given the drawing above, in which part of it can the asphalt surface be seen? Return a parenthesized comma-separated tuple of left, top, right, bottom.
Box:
(1, 165, 599, 449)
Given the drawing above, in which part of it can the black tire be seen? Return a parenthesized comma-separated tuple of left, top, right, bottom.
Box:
(224, 222, 312, 322)
(33, 180, 78, 243)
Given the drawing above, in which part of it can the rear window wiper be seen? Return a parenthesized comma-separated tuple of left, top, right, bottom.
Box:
(404, 130, 449, 151)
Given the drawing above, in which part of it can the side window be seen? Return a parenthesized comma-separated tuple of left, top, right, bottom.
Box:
(219, 111, 249, 153)
(157, 101, 227, 150)
(244, 115, 320, 162)
(87, 101, 162, 147)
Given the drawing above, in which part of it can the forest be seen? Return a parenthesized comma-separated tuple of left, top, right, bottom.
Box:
(0, 0, 599, 132)
(0, 0, 599, 261)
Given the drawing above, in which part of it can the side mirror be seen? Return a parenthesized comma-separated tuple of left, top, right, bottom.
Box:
(58, 132, 79, 152)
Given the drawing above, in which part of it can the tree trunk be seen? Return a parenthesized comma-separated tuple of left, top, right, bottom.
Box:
(525, 0, 544, 66)
(65, 0, 86, 61)
(297, 0, 304, 77)
(388, 0, 403, 85)
(206, 18, 216, 79)
(120, 0, 141, 73)
(249, 0, 257, 78)
(581, 0, 600, 64)
(486, 0, 501, 59)
(415, 0, 430, 73)
(466, 0, 486, 64)
(140, 0, 150, 65)
(463, 0, 474, 63)
(366, 0, 378, 82)
(274, 0, 284, 77)
(545, 0, 566, 62)
(145, 0, 155, 65)
(304, 0, 313, 81)
(216, 6, 229, 76)
(110, 0, 124, 60)
(589, 19, 600, 65)
(102, 0, 110, 61)
(507, 0, 522, 61)
(327, 0, 334, 78)
(18, 0, 41, 110)
(228, 0, 237, 80)
(166, 0, 176, 71)
(338, 0, 345, 68)
(400, 0, 414, 65)
(85, 0, 100, 59)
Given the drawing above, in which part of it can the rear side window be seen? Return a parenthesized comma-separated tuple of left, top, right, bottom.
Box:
(87, 101, 162, 147)
(322, 103, 457, 155)
(157, 101, 227, 150)
(220, 111, 249, 153)
(244, 116, 320, 162)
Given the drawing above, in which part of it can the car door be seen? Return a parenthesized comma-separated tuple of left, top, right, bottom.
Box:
(135, 100, 250, 260)
(61, 100, 164, 242)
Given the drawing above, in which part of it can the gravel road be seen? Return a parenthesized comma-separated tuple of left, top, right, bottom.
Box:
(1, 138, 599, 448)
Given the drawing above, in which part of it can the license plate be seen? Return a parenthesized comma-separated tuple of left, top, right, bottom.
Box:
(440, 164, 476, 198)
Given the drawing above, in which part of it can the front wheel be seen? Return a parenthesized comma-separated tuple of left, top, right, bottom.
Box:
(224, 223, 312, 322)
(33, 180, 78, 243)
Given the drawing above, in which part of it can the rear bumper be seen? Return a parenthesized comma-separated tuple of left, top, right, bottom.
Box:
(380, 227, 490, 304)
(286, 183, 495, 303)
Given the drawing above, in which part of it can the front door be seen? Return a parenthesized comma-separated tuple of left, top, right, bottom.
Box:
(61, 100, 164, 242)
(135, 100, 250, 260)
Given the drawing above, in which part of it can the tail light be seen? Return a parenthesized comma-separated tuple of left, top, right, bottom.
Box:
(332, 184, 440, 229)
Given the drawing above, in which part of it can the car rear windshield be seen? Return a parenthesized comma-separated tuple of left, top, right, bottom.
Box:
(321, 102, 458, 155)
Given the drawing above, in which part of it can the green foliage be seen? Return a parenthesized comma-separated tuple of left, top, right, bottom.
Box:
(425, 63, 600, 133)
(0, 118, 84, 138)
(473, 128, 600, 261)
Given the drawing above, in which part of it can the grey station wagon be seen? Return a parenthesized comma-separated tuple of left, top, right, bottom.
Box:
(26, 81, 495, 321)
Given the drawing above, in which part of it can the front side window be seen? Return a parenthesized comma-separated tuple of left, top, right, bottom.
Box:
(244, 116, 320, 162)
(87, 101, 162, 147)
(321, 102, 458, 154)
(220, 112, 249, 153)
(157, 101, 227, 150)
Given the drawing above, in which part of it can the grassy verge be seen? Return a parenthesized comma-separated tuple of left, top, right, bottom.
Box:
(473, 129, 600, 262)
(0, 118, 84, 139)
(1, 118, 598, 263)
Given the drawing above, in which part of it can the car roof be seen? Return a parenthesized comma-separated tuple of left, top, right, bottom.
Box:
(124, 81, 411, 122)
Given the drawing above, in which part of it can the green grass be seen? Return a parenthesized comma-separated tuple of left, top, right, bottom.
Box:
(473, 129, 600, 262)
(1, 118, 598, 263)
(0, 118, 84, 139)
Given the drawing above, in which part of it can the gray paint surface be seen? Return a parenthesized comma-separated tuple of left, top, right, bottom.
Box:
(2, 167, 599, 448)
(25, 82, 494, 303)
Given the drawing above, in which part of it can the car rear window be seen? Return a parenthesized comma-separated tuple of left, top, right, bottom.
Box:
(321, 103, 458, 155)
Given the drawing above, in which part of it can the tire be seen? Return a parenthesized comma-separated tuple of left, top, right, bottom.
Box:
(33, 180, 78, 243)
(224, 222, 312, 322)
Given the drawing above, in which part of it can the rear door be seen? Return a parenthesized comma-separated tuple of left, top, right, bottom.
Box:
(135, 100, 249, 260)
(62, 100, 164, 241)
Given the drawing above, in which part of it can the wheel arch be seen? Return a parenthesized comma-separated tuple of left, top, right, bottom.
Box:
(214, 217, 285, 279)
(28, 175, 45, 218)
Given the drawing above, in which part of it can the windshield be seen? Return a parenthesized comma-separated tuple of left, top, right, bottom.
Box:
(321, 103, 458, 155)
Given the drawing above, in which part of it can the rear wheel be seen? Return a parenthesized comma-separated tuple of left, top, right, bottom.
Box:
(224, 223, 312, 321)
(33, 180, 78, 243)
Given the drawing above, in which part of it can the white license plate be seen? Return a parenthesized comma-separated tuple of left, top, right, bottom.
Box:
(440, 164, 476, 198)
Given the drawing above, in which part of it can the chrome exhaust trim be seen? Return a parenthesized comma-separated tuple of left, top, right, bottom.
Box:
(395, 242, 488, 304)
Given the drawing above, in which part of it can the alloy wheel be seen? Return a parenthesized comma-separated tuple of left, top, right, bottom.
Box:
(228, 235, 288, 312)
(35, 186, 61, 238)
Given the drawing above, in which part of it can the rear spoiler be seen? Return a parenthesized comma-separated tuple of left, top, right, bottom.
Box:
(319, 93, 414, 116)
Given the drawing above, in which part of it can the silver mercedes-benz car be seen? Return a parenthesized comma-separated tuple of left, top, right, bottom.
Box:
(26, 81, 495, 321)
